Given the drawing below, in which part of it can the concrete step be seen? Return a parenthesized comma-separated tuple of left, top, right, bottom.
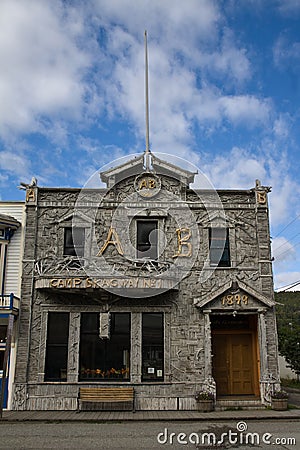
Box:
(216, 398, 265, 411)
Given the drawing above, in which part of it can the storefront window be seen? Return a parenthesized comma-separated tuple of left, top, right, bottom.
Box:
(79, 313, 130, 381)
(142, 313, 164, 381)
(44, 312, 69, 381)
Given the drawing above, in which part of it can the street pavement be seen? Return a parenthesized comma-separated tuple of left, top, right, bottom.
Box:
(0, 418, 299, 449)
(1, 392, 300, 449)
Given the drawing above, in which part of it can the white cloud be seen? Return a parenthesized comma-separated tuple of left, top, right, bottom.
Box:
(0, 150, 31, 179)
(272, 237, 296, 262)
(200, 28, 251, 84)
(273, 35, 300, 67)
(266, 152, 300, 226)
(0, 0, 260, 153)
(0, 0, 93, 137)
(218, 95, 271, 125)
(273, 114, 291, 139)
(276, 0, 300, 15)
(200, 147, 267, 190)
(275, 271, 300, 291)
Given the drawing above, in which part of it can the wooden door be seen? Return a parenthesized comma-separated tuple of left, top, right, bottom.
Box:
(212, 333, 256, 396)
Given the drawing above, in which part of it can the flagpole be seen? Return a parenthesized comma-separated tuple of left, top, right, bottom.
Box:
(144, 30, 151, 170)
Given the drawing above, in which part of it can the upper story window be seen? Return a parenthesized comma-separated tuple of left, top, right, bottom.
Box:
(137, 220, 158, 259)
(209, 228, 230, 267)
(64, 227, 85, 257)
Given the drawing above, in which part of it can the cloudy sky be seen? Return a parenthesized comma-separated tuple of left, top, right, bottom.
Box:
(0, 0, 300, 291)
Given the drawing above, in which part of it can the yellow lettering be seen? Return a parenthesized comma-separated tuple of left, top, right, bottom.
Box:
(143, 278, 152, 288)
(139, 179, 148, 189)
(26, 188, 35, 202)
(173, 228, 192, 258)
(65, 279, 73, 288)
(57, 279, 65, 288)
(85, 278, 93, 288)
(50, 279, 58, 288)
(97, 227, 124, 256)
(148, 178, 156, 189)
(257, 191, 266, 204)
(242, 295, 248, 305)
(110, 279, 118, 287)
(73, 278, 82, 288)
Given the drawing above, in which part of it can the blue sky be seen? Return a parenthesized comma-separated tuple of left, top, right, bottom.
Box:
(0, 0, 300, 291)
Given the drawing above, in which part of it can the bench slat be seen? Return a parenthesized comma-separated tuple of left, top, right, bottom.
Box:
(78, 387, 135, 411)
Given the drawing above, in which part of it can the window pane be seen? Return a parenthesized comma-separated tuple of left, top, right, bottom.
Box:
(0, 351, 4, 369)
(142, 313, 164, 381)
(0, 325, 7, 343)
(45, 313, 69, 381)
(137, 221, 158, 259)
(64, 227, 85, 257)
(209, 228, 230, 267)
(79, 313, 131, 381)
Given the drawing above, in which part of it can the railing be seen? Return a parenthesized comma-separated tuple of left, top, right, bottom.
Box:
(0, 293, 20, 312)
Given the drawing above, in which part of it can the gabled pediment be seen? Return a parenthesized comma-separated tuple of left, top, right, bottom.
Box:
(151, 155, 196, 185)
(100, 152, 197, 188)
(100, 155, 145, 186)
(194, 279, 275, 309)
(198, 211, 243, 228)
(53, 211, 94, 226)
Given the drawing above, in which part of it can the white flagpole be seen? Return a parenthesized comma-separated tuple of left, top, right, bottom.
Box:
(144, 30, 151, 170)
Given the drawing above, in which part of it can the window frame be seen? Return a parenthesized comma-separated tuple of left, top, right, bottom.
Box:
(209, 227, 231, 268)
(44, 312, 70, 382)
(63, 227, 85, 258)
(141, 312, 164, 382)
(79, 312, 131, 382)
(136, 220, 158, 260)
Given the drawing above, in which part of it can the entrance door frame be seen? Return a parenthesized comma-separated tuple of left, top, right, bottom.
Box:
(211, 314, 260, 398)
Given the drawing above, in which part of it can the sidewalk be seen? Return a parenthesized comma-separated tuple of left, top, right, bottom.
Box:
(1, 408, 300, 423)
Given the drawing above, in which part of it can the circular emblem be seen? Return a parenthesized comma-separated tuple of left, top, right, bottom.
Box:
(134, 173, 161, 198)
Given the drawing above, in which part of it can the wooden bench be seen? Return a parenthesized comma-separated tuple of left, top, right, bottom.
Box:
(78, 387, 135, 411)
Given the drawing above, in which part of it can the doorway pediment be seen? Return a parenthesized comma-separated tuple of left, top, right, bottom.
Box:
(193, 279, 275, 310)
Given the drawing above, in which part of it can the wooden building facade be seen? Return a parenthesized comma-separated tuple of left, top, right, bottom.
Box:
(12, 154, 280, 410)
(0, 202, 25, 410)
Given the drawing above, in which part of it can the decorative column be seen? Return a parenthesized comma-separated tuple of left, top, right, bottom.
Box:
(130, 312, 141, 383)
(203, 310, 216, 394)
(67, 312, 80, 382)
(255, 180, 273, 296)
(37, 310, 48, 383)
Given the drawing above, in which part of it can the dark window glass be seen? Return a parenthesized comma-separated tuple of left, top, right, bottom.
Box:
(142, 313, 164, 381)
(64, 227, 85, 257)
(44, 313, 69, 381)
(137, 221, 158, 259)
(0, 325, 7, 343)
(209, 228, 231, 267)
(0, 350, 4, 369)
(79, 313, 130, 381)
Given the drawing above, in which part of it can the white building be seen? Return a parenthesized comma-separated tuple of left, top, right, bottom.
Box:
(0, 202, 25, 410)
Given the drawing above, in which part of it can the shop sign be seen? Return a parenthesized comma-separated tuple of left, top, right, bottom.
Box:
(37, 277, 175, 290)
